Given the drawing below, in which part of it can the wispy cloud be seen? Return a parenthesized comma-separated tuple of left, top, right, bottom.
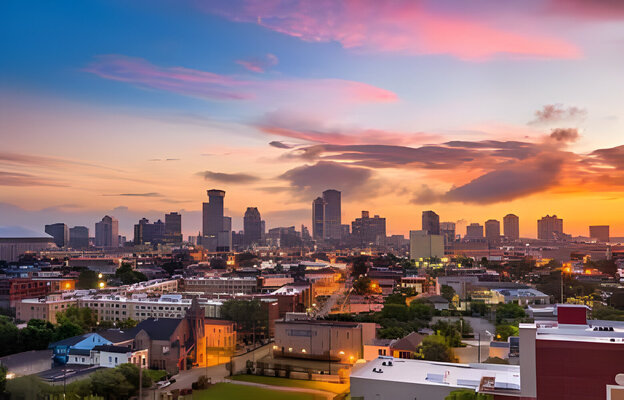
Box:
(84, 55, 397, 104)
(201, 0, 581, 60)
(103, 192, 163, 197)
(0, 171, 68, 187)
(236, 53, 278, 73)
(530, 104, 587, 125)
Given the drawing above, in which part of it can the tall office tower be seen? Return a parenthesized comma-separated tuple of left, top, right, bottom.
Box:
(503, 214, 520, 240)
(69, 226, 89, 249)
(422, 210, 440, 235)
(351, 211, 387, 246)
(322, 189, 342, 240)
(485, 219, 501, 242)
(133, 218, 165, 245)
(465, 223, 484, 240)
(202, 189, 225, 251)
(301, 225, 311, 241)
(95, 215, 119, 247)
(589, 225, 610, 242)
(312, 197, 325, 240)
(537, 215, 563, 240)
(165, 212, 182, 243)
(260, 220, 266, 243)
(440, 222, 456, 245)
(217, 216, 232, 251)
(244, 207, 262, 246)
(44, 223, 69, 248)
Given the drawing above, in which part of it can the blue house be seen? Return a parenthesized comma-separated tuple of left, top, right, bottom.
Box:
(49, 333, 112, 365)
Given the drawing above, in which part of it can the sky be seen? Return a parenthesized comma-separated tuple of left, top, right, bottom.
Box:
(2, 0, 624, 238)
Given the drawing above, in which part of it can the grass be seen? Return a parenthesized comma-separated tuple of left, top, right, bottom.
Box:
(229, 374, 349, 394)
(193, 383, 325, 400)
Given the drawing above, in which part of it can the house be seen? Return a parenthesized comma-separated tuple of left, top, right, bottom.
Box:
(415, 294, 449, 310)
(389, 331, 424, 359)
(49, 333, 112, 365)
(94, 345, 144, 368)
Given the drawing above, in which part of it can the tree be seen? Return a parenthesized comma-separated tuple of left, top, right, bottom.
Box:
(441, 285, 456, 303)
(18, 319, 56, 351)
(351, 255, 370, 277)
(445, 389, 493, 400)
(116, 318, 138, 329)
(495, 303, 525, 324)
(56, 306, 96, 331)
(353, 276, 374, 295)
(54, 321, 84, 341)
(409, 301, 434, 322)
(90, 369, 135, 399)
(115, 263, 148, 285)
(0, 316, 19, 356)
(385, 292, 406, 305)
(220, 299, 268, 342)
(77, 270, 99, 289)
(495, 324, 519, 341)
(116, 363, 152, 389)
(421, 335, 454, 362)
(0, 365, 6, 395)
(381, 304, 410, 321)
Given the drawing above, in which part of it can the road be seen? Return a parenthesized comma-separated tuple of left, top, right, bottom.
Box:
(165, 363, 229, 392)
(314, 282, 349, 317)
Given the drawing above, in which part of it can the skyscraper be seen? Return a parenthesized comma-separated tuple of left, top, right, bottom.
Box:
(485, 219, 501, 242)
(351, 211, 387, 246)
(465, 223, 484, 240)
(537, 215, 563, 240)
(134, 218, 165, 245)
(422, 211, 440, 235)
(44, 223, 69, 247)
(323, 189, 342, 240)
(312, 197, 325, 241)
(503, 214, 520, 240)
(409, 230, 444, 261)
(440, 222, 456, 245)
(165, 212, 182, 243)
(69, 226, 89, 249)
(244, 207, 262, 246)
(95, 215, 119, 247)
(218, 216, 232, 251)
(202, 189, 225, 251)
(589, 225, 610, 242)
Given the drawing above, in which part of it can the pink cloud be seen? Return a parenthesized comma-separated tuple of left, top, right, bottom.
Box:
(84, 55, 396, 103)
(236, 53, 279, 73)
(201, 0, 581, 60)
(256, 110, 438, 145)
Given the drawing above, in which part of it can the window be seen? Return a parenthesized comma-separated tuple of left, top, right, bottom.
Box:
(109, 356, 112, 362)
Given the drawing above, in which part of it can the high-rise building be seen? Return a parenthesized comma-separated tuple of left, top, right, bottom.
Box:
(589, 225, 610, 242)
(409, 230, 444, 261)
(165, 212, 182, 243)
(351, 211, 386, 246)
(217, 216, 232, 251)
(133, 218, 165, 245)
(440, 222, 456, 245)
(44, 223, 69, 248)
(465, 223, 484, 240)
(69, 226, 89, 249)
(485, 219, 501, 242)
(503, 214, 520, 241)
(422, 211, 440, 235)
(537, 215, 563, 240)
(202, 189, 225, 251)
(323, 189, 342, 241)
(95, 216, 119, 247)
(244, 207, 262, 247)
(312, 197, 325, 241)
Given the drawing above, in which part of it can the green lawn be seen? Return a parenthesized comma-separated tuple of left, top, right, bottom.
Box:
(144, 369, 167, 382)
(229, 374, 349, 394)
(193, 383, 325, 400)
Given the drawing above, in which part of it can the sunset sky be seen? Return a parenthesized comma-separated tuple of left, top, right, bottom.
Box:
(2, 0, 624, 238)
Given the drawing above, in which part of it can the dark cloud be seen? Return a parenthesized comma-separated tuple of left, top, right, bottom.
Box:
(444, 158, 564, 204)
(198, 170, 259, 184)
(530, 104, 587, 124)
(279, 161, 374, 197)
(587, 145, 624, 170)
(549, 128, 579, 143)
(269, 141, 295, 149)
(0, 171, 68, 187)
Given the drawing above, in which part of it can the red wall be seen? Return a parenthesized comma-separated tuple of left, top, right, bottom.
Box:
(536, 339, 624, 399)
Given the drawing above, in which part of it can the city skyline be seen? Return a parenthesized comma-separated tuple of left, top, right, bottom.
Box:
(3, 1, 624, 238)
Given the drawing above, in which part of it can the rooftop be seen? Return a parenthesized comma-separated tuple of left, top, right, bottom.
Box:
(351, 357, 521, 392)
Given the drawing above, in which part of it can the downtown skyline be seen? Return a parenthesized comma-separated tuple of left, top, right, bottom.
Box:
(3, 0, 624, 238)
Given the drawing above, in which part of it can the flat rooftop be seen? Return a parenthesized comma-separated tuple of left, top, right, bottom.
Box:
(352, 357, 520, 393)
(522, 319, 624, 344)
